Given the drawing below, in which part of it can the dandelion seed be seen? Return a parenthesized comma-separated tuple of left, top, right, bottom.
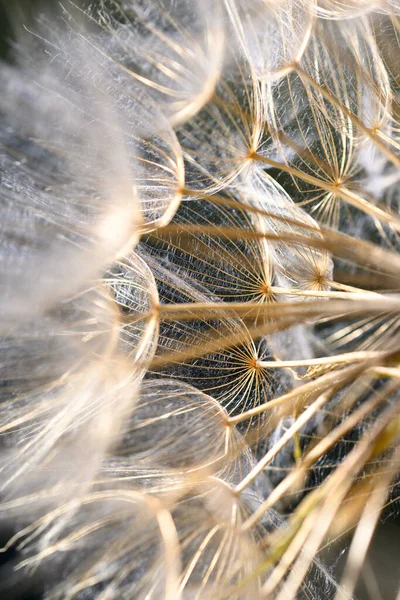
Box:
(84, 0, 225, 127)
(224, 0, 316, 82)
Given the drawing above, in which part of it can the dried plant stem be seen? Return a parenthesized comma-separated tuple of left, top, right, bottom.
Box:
(334, 447, 400, 600)
(228, 365, 360, 426)
(158, 223, 400, 279)
(256, 350, 385, 369)
(232, 391, 400, 598)
(242, 377, 400, 532)
(234, 388, 337, 495)
(263, 400, 400, 600)
(181, 187, 322, 233)
(146, 301, 400, 371)
(153, 294, 382, 321)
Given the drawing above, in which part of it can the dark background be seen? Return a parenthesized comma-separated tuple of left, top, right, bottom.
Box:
(0, 0, 52, 59)
(0, 1, 399, 598)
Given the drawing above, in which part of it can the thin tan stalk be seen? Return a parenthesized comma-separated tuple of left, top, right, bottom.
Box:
(252, 152, 400, 229)
(294, 63, 400, 169)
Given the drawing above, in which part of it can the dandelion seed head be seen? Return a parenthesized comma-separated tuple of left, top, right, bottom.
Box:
(1, 0, 400, 598)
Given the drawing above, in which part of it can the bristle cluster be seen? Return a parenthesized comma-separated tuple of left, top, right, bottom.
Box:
(0, 1, 400, 598)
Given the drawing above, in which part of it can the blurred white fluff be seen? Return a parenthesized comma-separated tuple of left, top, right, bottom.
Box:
(0, 6, 191, 319)
(224, 0, 315, 81)
(0, 284, 140, 516)
(0, 60, 140, 320)
(6, 489, 181, 600)
(39, 19, 186, 229)
(83, 0, 225, 127)
(315, 0, 400, 19)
